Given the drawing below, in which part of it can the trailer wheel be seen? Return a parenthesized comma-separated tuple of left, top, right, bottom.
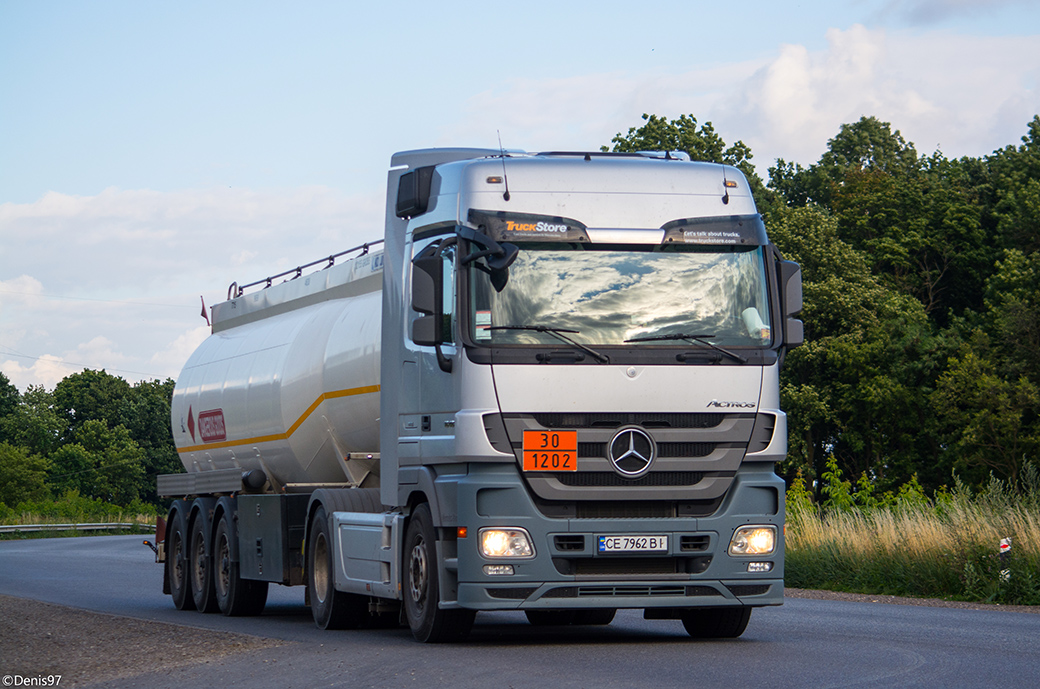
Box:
(214, 512, 268, 616)
(166, 507, 195, 611)
(189, 506, 219, 613)
(680, 607, 751, 638)
(403, 503, 475, 643)
(307, 506, 366, 630)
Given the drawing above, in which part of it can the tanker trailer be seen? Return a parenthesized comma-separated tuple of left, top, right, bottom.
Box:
(155, 147, 803, 642)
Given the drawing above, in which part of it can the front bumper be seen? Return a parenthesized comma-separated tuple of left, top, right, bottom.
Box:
(451, 463, 785, 610)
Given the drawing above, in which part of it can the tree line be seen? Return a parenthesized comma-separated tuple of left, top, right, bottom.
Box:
(610, 113, 1040, 499)
(2, 113, 1037, 510)
(0, 370, 179, 510)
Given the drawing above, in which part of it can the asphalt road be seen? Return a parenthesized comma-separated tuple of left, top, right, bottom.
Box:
(2, 535, 1038, 688)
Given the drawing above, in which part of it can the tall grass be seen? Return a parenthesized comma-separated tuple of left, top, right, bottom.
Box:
(786, 462, 1040, 605)
(0, 489, 158, 532)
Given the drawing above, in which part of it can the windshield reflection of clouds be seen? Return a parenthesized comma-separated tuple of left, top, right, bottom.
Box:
(472, 246, 772, 346)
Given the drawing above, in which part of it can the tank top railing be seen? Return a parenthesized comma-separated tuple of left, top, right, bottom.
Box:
(227, 239, 385, 300)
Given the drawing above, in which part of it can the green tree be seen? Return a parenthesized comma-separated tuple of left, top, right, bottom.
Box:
(933, 340, 1039, 483)
(0, 385, 67, 457)
(122, 378, 181, 502)
(605, 113, 772, 209)
(769, 205, 949, 494)
(0, 372, 18, 421)
(53, 369, 132, 440)
(0, 441, 50, 507)
(47, 419, 146, 505)
(986, 115, 1040, 255)
(985, 249, 1040, 381)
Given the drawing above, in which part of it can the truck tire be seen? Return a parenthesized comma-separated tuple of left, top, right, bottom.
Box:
(214, 511, 268, 616)
(307, 505, 366, 630)
(680, 607, 751, 638)
(403, 503, 475, 642)
(166, 506, 195, 611)
(189, 502, 219, 613)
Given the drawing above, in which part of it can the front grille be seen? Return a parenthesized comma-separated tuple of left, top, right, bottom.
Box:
(576, 502, 675, 519)
(556, 472, 704, 487)
(658, 442, 716, 457)
(534, 498, 723, 519)
(578, 442, 715, 458)
(530, 413, 726, 429)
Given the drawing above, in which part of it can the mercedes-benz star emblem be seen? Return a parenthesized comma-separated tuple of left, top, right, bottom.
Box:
(608, 427, 655, 477)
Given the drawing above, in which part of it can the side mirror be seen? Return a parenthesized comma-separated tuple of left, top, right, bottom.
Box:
(412, 251, 442, 346)
(778, 260, 804, 349)
(779, 260, 802, 316)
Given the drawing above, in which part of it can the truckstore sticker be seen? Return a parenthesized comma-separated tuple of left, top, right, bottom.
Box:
(198, 409, 228, 443)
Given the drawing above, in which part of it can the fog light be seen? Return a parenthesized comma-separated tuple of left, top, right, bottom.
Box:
(729, 525, 777, 556)
(483, 564, 515, 576)
(747, 561, 773, 573)
(479, 528, 534, 558)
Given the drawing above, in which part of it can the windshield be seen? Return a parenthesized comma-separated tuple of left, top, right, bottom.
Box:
(468, 242, 772, 348)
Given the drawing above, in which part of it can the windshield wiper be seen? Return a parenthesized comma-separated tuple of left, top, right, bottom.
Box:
(624, 333, 747, 363)
(488, 325, 610, 364)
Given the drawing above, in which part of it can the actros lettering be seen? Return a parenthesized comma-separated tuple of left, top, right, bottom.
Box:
(706, 399, 756, 409)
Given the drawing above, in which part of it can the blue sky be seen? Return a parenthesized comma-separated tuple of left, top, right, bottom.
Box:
(2, 0, 1039, 389)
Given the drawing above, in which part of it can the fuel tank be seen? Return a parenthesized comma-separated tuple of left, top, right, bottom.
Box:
(170, 250, 384, 488)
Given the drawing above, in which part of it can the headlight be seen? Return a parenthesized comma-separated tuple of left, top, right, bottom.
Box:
(729, 525, 777, 556)
(479, 528, 534, 558)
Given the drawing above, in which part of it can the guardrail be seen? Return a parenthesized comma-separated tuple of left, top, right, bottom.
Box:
(0, 522, 143, 534)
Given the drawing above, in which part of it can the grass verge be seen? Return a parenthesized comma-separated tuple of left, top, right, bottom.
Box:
(786, 463, 1040, 605)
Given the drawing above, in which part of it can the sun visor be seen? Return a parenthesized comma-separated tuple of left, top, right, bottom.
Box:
(661, 214, 768, 246)
(467, 209, 591, 243)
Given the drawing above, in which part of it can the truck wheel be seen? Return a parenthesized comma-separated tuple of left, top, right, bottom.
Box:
(189, 507, 219, 613)
(308, 506, 366, 630)
(214, 512, 268, 616)
(403, 503, 475, 642)
(681, 607, 751, 638)
(166, 507, 195, 611)
(524, 610, 576, 626)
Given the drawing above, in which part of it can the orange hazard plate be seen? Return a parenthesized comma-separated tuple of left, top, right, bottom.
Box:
(522, 430, 578, 471)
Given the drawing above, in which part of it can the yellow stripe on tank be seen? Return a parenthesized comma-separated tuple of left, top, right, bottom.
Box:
(176, 384, 380, 454)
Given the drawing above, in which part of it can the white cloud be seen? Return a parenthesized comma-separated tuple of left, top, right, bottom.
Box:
(453, 25, 1040, 176)
(727, 25, 1040, 168)
(1, 355, 72, 390)
(0, 185, 384, 389)
(446, 63, 759, 155)
(0, 185, 384, 296)
(150, 325, 211, 380)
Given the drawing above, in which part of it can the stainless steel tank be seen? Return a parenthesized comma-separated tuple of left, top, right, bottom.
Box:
(170, 250, 384, 488)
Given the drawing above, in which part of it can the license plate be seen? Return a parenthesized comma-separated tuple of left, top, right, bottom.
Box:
(597, 535, 669, 553)
(522, 430, 577, 471)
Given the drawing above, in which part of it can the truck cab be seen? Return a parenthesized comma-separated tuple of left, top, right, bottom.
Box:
(380, 149, 802, 639)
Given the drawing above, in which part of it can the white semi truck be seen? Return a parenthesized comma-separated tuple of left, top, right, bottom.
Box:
(155, 147, 803, 642)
